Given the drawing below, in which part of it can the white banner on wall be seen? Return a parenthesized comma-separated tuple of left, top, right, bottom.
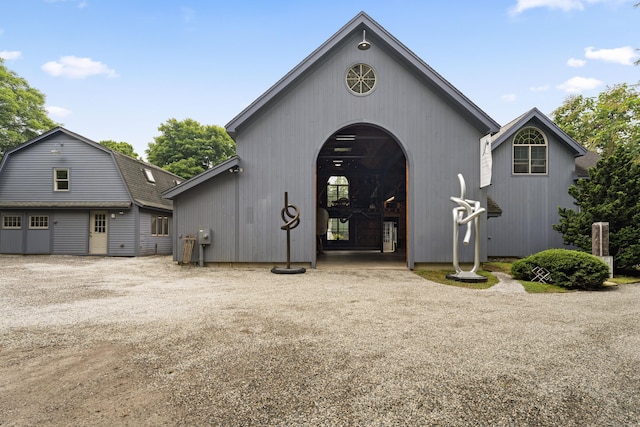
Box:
(480, 134, 492, 188)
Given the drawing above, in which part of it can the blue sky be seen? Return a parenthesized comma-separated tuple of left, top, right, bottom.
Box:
(1, 0, 639, 159)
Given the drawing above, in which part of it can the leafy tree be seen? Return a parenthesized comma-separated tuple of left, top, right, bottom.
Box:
(552, 83, 640, 157)
(0, 58, 58, 160)
(99, 140, 140, 159)
(146, 118, 235, 179)
(553, 145, 640, 271)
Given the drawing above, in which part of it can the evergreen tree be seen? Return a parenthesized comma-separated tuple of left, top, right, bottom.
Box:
(553, 145, 640, 270)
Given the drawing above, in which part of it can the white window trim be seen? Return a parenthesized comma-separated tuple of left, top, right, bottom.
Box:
(512, 127, 548, 175)
(345, 63, 377, 96)
(54, 168, 70, 191)
(29, 215, 49, 229)
(2, 215, 22, 229)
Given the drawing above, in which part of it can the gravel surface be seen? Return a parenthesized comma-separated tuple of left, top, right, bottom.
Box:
(1, 254, 639, 426)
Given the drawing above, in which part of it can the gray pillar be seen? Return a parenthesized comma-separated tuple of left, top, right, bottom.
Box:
(592, 222, 613, 277)
(592, 222, 609, 256)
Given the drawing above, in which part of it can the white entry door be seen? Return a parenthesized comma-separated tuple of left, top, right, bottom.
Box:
(89, 211, 108, 254)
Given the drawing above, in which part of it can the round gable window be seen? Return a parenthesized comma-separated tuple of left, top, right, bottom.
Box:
(346, 63, 376, 95)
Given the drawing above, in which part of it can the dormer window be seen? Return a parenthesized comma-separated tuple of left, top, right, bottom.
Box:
(513, 127, 547, 175)
(144, 168, 156, 183)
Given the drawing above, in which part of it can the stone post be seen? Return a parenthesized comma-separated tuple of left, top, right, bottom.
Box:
(592, 222, 613, 277)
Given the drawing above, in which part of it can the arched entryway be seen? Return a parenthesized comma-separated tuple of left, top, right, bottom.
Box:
(316, 124, 407, 267)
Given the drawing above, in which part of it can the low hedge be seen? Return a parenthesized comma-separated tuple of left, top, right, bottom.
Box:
(511, 249, 610, 290)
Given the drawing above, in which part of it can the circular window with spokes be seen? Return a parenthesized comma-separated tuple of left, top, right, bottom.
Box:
(346, 63, 376, 95)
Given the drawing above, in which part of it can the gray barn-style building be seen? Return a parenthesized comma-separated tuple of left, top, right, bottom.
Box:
(0, 127, 181, 256)
(164, 12, 587, 269)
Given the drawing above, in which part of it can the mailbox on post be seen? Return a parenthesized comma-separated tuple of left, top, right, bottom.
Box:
(198, 228, 212, 245)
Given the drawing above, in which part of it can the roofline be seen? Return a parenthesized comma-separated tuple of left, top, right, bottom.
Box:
(162, 156, 240, 199)
(0, 126, 111, 172)
(491, 108, 587, 156)
(225, 12, 500, 138)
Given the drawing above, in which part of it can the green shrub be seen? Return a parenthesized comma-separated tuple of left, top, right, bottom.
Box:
(511, 249, 610, 290)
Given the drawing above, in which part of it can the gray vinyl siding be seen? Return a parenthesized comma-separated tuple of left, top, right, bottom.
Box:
(108, 209, 137, 256)
(0, 212, 24, 253)
(25, 211, 52, 254)
(138, 209, 173, 256)
(0, 134, 130, 204)
(233, 31, 486, 266)
(487, 131, 577, 257)
(172, 172, 238, 263)
(52, 211, 89, 255)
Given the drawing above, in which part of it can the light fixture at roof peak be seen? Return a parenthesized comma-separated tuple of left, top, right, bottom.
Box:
(357, 29, 371, 50)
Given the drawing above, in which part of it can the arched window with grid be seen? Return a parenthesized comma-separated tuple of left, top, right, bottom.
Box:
(513, 127, 547, 174)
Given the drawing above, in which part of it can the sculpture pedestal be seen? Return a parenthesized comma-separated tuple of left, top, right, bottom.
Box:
(271, 266, 306, 275)
(446, 271, 487, 283)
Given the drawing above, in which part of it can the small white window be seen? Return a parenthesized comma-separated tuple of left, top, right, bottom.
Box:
(144, 168, 156, 183)
(2, 215, 22, 229)
(54, 168, 70, 191)
(29, 216, 49, 229)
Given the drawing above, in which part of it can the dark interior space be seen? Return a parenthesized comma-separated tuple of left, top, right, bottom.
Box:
(317, 124, 407, 256)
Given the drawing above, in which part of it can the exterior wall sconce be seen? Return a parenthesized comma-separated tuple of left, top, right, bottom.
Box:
(357, 29, 371, 50)
(51, 142, 64, 155)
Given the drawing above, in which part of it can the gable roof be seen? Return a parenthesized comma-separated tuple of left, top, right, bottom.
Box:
(163, 156, 239, 199)
(490, 108, 587, 156)
(225, 12, 500, 138)
(0, 127, 181, 211)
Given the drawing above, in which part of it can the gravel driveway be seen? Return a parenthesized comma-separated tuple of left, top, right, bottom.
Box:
(1, 255, 639, 426)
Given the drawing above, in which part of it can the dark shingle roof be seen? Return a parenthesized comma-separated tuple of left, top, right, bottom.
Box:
(111, 151, 182, 211)
(575, 150, 601, 178)
(0, 127, 182, 212)
(486, 195, 502, 218)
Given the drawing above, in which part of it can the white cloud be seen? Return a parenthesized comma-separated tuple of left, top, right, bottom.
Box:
(556, 76, 603, 93)
(501, 94, 517, 102)
(0, 50, 22, 60)
(530, 85, 550, 92)
(585, 46, 638, 65)
(567, 57, 586, 67)
(510, 0, 616, 15)
(46, 105, 73, 118)
(41, 56, 117, 79)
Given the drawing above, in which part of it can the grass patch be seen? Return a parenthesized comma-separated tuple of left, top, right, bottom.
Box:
(482, 262, 513, 274)
(414, 269, 497, 289)
(520, 280, 569, 293)
(417, 262, 567, 293)
(609, 276, 640, 285)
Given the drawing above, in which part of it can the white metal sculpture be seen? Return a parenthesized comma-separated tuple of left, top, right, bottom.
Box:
(448, 174, 487, 282)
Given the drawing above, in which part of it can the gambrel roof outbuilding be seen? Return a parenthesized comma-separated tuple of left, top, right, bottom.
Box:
(0, 127, 180, 211)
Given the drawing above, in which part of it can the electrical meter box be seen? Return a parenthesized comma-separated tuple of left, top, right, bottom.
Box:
(198, 228, 212, 245)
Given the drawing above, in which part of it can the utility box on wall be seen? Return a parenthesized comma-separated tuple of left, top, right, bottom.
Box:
(198, 228, 212, 245)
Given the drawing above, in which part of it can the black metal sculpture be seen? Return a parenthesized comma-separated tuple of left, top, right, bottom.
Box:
(271, 192, 306, 274)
